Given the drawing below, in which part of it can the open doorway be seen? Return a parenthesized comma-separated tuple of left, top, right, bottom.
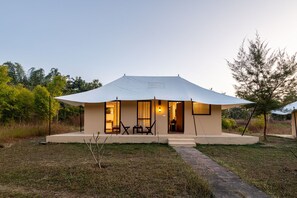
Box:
(105, 101, 120, 133)
(168, 101, 184, 133)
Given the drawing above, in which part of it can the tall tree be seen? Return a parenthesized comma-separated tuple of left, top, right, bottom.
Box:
(3, 62, 27, 85)
(65, 76, 102, 94)
(27, 67, 46, 89)
(228, 34, 297, 140)
(0, 65, 18, 122)
(33, 85, 50, 121)
(15, 86, 34, 122)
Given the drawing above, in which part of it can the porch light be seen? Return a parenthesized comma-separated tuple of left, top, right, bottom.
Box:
(158, 100, 162, 112)
(158, 106, 162, 112)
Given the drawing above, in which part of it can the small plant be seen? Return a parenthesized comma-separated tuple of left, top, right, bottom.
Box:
(84, 132, 109, 168)
(222, 118, 237, 129)
(252, 115, 265, 128)
(236, 126, 249, 133)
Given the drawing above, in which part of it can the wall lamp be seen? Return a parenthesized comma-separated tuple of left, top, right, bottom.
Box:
(158, 100, 162, 112)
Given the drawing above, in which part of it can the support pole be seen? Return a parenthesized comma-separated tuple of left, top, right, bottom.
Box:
(242, 105, 257, 136)
(191, 99, 198, 136)
(79, 105, 83, 132)
(48, 96, 51, 136)
(154, 97, 157, 136)
(293, 109, 297, 137)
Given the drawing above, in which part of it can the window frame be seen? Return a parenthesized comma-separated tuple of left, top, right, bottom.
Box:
(137, 100, 151, 127)
(192, 102, 211, 115)
(104, 101, 121, 134)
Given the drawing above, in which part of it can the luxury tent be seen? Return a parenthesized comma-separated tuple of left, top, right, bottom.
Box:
(272, 101, 297, 137)
(47, 75, 259, 145)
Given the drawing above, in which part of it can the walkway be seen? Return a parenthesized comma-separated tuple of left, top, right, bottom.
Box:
(174, 147, 270, 198)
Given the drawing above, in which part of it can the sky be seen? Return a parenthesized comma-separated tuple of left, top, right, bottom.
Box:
(1, 0, 297, 96)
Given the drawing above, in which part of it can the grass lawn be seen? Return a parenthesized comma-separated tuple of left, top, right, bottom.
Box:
(0, 138, 212, 197)
(197, 136, 297, 198)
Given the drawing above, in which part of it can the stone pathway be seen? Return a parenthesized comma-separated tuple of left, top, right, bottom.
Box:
(174, 147, 270, 198)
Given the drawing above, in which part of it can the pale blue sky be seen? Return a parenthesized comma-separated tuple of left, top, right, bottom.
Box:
(1, 0, 297, 95)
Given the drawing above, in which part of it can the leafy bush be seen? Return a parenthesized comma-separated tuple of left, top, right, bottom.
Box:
(236, 126, 249, 133)
(251, 115, 265, 129)
(222, 118, 237, 129)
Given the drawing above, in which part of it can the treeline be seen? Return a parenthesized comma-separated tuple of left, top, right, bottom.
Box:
(0, 62, 101, 124)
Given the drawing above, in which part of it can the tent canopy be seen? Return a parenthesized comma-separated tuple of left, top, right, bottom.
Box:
(56, 75, 253, 108)
(272, 101, 297, 115)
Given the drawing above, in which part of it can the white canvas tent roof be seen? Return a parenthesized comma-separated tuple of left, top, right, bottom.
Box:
(56, 75, 253, 108)
(272, 101, 297, 115)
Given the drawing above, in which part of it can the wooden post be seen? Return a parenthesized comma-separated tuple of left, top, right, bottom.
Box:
(191, 99, 198, 136)
(242, 105, 257, 136)
(48, 96, 51, 136)
(154, 97, 157, 136)
(293, 109, 297, 136)
(80, 105, 83, 132)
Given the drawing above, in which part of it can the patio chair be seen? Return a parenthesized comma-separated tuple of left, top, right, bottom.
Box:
(145, 121, 156, 135)
(120, 121, 130, 135)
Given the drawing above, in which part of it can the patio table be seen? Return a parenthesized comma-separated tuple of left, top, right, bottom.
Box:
(133, 125, 143, 134)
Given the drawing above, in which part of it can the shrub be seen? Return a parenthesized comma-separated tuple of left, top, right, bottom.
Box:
(236, 126, 249, 133)
(222, 118, 237, 129)
(251, 115, 265, 129)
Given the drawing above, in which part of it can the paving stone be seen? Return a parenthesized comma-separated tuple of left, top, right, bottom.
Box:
(174, 147, 270, 198)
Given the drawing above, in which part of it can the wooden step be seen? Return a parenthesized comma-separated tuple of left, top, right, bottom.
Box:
(168, 138, 196, 147)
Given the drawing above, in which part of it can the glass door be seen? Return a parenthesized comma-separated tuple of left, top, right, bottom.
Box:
(168, 101, 184, 133)
(105, 101, 120, 133)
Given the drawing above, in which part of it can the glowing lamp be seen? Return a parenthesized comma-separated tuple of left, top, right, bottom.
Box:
(158, 100, 162, 112)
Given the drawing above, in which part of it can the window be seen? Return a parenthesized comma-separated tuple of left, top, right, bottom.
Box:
(105, 101, 120, 133)
(137, 101, 151, 128)
(192, 102, 211, 115)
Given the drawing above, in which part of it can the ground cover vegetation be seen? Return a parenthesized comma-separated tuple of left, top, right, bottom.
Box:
(227, 33, 297, 140)
(0, 137, 212, 197)
(221, 107, 292, 135)
(0, 62, 101, 141)
(197, 136, 297, 198)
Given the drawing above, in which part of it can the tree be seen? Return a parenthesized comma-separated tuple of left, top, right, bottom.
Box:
(65, 76, 102, 94)
(28, 67, 46, 89)
(3, 62, 27, 85)
(0, 65, 11, 85)
(15, 86, 34, 122)
(228, 34, 297, 140)
(0, 65, 18, 123)
(47, 75, 67, 97)
(33, 85, 50, 121)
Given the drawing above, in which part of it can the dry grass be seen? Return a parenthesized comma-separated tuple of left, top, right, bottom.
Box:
(0, 123, 77, 143)
(224, 119, 292, 135)
(0, 137, 212, 197)
(197, 136, 297, 198)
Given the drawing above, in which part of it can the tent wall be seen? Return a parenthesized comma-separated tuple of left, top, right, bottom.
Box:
(84, 103, 104, 133)
(156, 100, 167, 135)
(291, 112, 297, 137)
(121, 101, 137, 131)
(186, 103, 222, 135)
(83, 100, 222, 135)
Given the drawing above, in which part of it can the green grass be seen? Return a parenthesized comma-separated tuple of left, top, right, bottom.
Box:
(197, 136, 297, 198)
(0, 138, 212, 197)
